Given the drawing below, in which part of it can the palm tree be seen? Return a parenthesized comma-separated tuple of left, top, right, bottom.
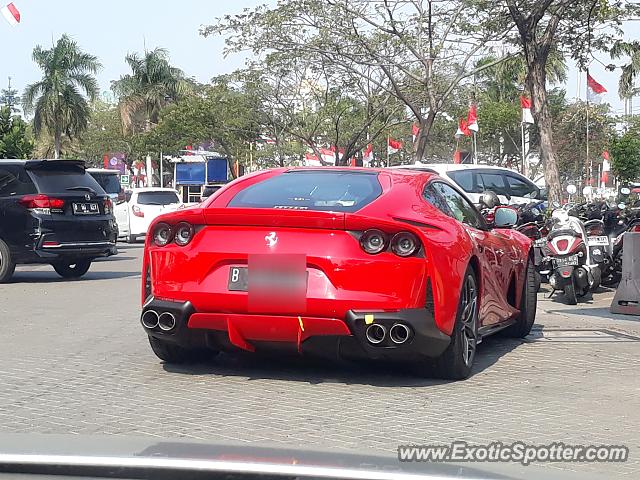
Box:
(22, 34, 101, 159)
(610, 40, 640, 99)
(111, 48, 190, 134)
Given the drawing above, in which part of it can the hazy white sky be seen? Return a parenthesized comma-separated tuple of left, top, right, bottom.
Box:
(0, 1, 636, 113)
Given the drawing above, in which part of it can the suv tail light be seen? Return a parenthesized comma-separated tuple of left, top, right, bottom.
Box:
(104, 198, 113, 215)
(132, 204, 144, 217)
(19, 194, 65, 214)
(631, 224, 640, 233)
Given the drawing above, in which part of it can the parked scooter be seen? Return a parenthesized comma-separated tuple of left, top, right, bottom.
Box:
(544, 208, 602, 305)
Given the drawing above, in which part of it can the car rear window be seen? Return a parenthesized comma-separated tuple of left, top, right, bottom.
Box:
(136, 191, 180, 205)
(28, 165, 105, 195)
(89, 172, 121, 194)
(228, 171, 382, 212)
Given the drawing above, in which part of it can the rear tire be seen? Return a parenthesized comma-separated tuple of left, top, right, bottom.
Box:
(428, 266, 478, 380)
(148, 336, 215, 364)
(127, 234, 137, 244)
(53, 260, 91, 279)
(502, 257, 537, 338)
(0, 239, 16, 283)
(565, 280, 578, 305)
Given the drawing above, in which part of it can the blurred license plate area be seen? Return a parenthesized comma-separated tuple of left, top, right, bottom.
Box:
(244, 254, 307, 313)
(73, 202, 99, 215)
(553, 255, 579, 268)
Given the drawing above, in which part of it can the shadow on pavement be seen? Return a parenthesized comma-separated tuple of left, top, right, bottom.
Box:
(9, 270, 140, 283)
(162, 336, 523, 387)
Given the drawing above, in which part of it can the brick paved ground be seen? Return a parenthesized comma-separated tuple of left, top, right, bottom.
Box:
(0, 244, 638, 478)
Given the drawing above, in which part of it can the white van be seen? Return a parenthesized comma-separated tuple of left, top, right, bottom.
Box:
(114, 188, 182, 243)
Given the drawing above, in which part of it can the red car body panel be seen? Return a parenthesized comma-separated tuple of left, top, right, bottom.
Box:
(142, 167, 530, 353)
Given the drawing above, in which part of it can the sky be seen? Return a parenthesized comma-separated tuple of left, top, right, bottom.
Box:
(0, 0, 636, 114)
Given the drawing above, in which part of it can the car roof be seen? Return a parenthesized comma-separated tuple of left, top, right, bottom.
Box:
(0, 159, 87, 167)
(279, 166, 438, 181)
(130, 187, 179, 193)
(393, 163, 523, 175)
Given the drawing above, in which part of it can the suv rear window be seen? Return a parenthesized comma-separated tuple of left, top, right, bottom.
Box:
(0, 165, 37, 196)
(89, 172, 121, 194)
(228, 171, 382, 212)
(28, 164, 105, 195)
(136, 191, 180, 205)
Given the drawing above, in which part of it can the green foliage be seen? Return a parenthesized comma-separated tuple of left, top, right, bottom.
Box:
(553, 102, 616, 183)
(22, 34, 101, 159)
(111, 48, 191, 134)
(610, 133, 640, 183)
(0, 106, 34, 159)
(75, 101, 132, 166)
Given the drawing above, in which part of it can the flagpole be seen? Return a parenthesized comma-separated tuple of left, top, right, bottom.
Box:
(473, 132, 478, 165)
(386, 134, 390, 167)
(586, 69, 591, 196)
(520, 122, 526, 175)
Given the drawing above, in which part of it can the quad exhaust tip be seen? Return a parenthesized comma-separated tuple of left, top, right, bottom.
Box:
(365, 324, 387, 344)
(158, 312, 177, 331)
(141, 310, 159, 329)
(389, 323, 412, 344)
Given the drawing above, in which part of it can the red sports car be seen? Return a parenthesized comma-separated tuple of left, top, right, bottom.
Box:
(140, 168, 536, 379)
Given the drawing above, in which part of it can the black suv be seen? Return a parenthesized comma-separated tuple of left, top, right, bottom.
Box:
(0, 159, 118, 282)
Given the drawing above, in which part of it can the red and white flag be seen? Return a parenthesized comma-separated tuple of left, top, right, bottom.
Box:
(520, 96, 535, 124)
(1, 2, 20, 26)
(387, 137, 402, 155)
(467, 104, 478, 133)
(455, 118, 471, 137)
(587, 73, 607, 104)
(319, 147, 337, 165)
(362, 143, 373, 166)
(601, 151, 611, 186)
(411, 123, 420, 143)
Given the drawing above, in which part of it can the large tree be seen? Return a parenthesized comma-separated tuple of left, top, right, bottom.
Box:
(111, 48, 191, 134)
(22, 34, 101, 159)
(0, 106, 34, 159)
(205, 0, 514, 160)
(504, 0, 638, 203)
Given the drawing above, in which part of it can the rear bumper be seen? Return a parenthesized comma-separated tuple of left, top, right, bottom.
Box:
(141, 298, 451, 361)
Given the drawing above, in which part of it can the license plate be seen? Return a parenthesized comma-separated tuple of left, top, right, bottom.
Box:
(228, 267, 249, 291)
(534, 239, 547, 247)
(588, 235, 609, 246)
(72, 202, 99, 215)
(553, 255, 579, 268)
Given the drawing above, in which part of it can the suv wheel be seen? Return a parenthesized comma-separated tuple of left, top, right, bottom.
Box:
(53, 260, 92, 279)
(0, 239, 16, 283)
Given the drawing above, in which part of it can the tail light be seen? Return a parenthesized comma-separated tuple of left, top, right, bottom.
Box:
(391, 232, 419, 257)
(360, 229, 387, 254)
(556, 239, 569, 251)
(174, 222, 194, 246)
(104, 198, 113, 215)
(153, 223, 172, 246)
(19, 194, 64, 214)
(631, 224, 640, 232)
(132, 204, 144, 217)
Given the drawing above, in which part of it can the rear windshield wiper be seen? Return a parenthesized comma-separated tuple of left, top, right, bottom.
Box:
(66, 186, 97, 195)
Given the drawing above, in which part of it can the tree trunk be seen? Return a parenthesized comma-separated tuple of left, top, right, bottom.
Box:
(528, 57, 562, 206)
(54, 128, 62, 160)
(415, 110, 437, 162)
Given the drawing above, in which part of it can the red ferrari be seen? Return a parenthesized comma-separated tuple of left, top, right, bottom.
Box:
(140, 168, 536, 379)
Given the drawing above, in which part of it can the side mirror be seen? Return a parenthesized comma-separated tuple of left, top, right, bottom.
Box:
(493, 206, 518, 228)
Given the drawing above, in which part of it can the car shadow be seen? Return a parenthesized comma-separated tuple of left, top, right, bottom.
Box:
(161, 336, 523, 387)
(9, 270, 140, 283)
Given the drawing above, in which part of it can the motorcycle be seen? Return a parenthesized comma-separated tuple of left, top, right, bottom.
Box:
(513, 201, 547, 290)
(544, 208, 602, 305)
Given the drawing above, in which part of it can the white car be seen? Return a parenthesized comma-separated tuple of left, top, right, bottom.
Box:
(114, 188, 183, 243)
(392, 163, 544, 205)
